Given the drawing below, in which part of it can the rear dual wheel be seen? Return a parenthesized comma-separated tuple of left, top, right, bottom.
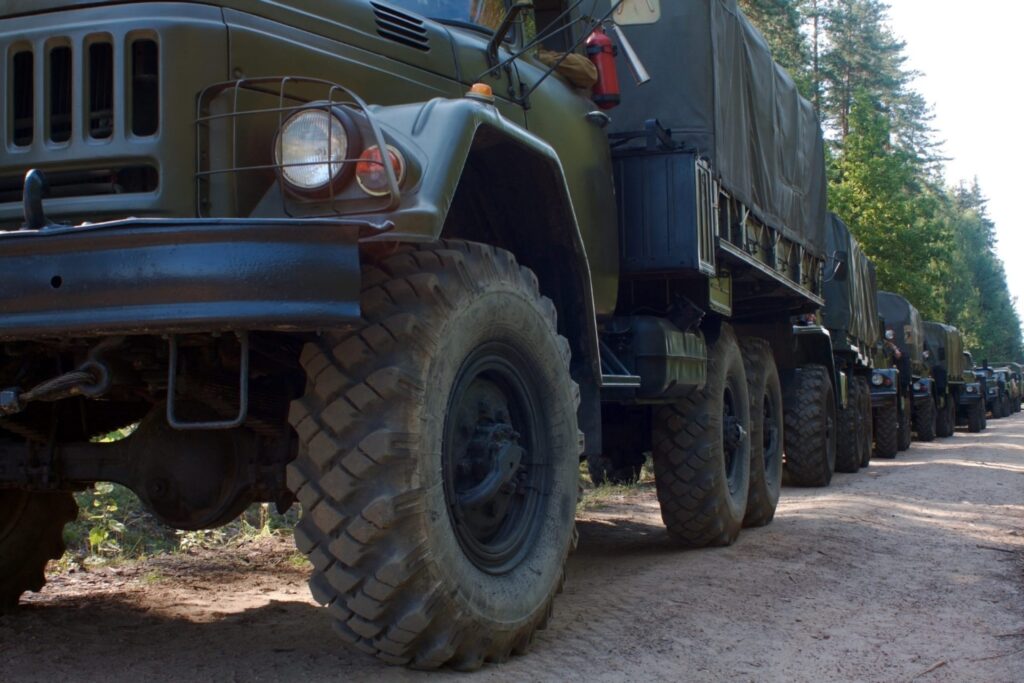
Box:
(782, 365, 836, 487)
(739, 338, 783, 527)
(652, 325, 751, 547)
(287, 241, 581, 670)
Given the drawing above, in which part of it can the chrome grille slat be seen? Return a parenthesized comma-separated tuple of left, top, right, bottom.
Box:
(2, 30, 161, 202)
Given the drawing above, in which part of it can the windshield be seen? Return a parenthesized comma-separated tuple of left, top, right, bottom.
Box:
(385, 0, 507, 31)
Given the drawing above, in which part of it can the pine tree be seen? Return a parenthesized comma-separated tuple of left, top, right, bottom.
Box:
(737, 0, 813, 96)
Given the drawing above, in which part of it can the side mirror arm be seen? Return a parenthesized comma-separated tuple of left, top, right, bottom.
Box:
(487, 2, 534, 67)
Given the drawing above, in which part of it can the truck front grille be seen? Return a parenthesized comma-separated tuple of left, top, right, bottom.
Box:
(6, 34, 161, 149)
(131, 39, 159, 137)
(0, 166, 159, 204)
(49, 44, 72, 143)
(11, 51, 33, 147)
(88, 41, 114, 139)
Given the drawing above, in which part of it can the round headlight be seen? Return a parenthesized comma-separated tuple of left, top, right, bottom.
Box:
(275, 109, 349, 191)
(967, 385, 976, 393)
(913, 382, 922, 392)
(871, 374, 884, 386)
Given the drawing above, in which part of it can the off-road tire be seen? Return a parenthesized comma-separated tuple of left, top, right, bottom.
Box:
(968, 399, 985, 433)
(652, 324, 750, 547)
(913, 393, 937, 442)
(739, 337, 783, 528)
(0, 490, 78, 610)
(991, 396, 1004, 419)
(287, 241, 581, 670)
(782, 365, 836, 487)
(873, 401, 898, 458)
(835, 379, 861, 473)
(935, 395, 955, 438)
(897, 396, 912, 451)
(856, 377, 873, 468)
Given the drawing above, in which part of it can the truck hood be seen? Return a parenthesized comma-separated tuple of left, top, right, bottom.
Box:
(1, 1, 470, 89)
(0, 1, 131, 18)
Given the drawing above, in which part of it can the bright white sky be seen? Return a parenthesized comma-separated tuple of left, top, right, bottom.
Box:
(885, 1, 1024, 326)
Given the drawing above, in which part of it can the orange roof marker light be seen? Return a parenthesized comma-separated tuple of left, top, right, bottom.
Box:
(466, 82, 495, 103)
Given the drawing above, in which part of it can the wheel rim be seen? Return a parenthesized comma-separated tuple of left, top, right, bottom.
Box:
(442, 342, 547, 575)
(722, 382, 745, 495)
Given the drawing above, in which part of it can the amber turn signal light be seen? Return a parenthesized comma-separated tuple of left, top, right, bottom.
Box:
(356, 145, 405, 197)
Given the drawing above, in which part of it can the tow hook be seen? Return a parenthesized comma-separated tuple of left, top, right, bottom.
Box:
(0, 337, 119, 416)
(21, 169, 59, 230)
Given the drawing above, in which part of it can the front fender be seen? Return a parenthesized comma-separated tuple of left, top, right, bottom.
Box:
(792, 325, 841, 405)
(912, 377, 934, 400)
(869, 368, 899, 407)
(367, 97, 603, 444)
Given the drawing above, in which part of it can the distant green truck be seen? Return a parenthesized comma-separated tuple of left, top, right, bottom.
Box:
(876, 291, 927, 450)
(990, 362, 1022, 415)
(923, 322, 985, 434)
(822, 214, 878, 471)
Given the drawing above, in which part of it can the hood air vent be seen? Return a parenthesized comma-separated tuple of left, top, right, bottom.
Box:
(371, 2, 430, 52)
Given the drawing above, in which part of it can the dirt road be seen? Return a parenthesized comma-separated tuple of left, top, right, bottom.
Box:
(2, 419, 1023, 682)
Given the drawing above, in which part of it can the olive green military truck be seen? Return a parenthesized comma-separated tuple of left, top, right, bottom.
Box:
(821, 213, 878, 471)
(877, 292, 928, 449)
(923, 321, 980, 436)
(0, 0, 838, 669)
(984, 367, 1011, 418)
(963, 352, 990, 431)
(991, 362, 1022, 414)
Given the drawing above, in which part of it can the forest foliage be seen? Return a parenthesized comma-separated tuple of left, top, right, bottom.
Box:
(738, 0, 1022, 360)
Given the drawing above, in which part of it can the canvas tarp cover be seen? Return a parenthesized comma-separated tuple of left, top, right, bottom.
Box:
(923, 321, 965, 379)
(822, 214, 879, 348)
(877, 291, 924, 366)
(610, 0, 827, 257)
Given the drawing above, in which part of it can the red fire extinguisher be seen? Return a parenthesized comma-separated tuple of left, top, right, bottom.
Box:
(586, 26, 621, 110)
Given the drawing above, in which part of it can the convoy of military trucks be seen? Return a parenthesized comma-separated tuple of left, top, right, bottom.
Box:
(0, 0, 1019, 671)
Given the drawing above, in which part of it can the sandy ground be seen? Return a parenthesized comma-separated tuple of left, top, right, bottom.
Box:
(2, 418, 1023, 682)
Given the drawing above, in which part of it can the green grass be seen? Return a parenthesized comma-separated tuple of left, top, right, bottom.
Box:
(576, 452, 655, 512)
(60, 483, 302, 569)
(55, 441, 656, 568)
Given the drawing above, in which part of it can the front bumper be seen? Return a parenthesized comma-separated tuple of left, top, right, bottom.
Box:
(871, 388, 897, 408)
(0, 217, 366, 340)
